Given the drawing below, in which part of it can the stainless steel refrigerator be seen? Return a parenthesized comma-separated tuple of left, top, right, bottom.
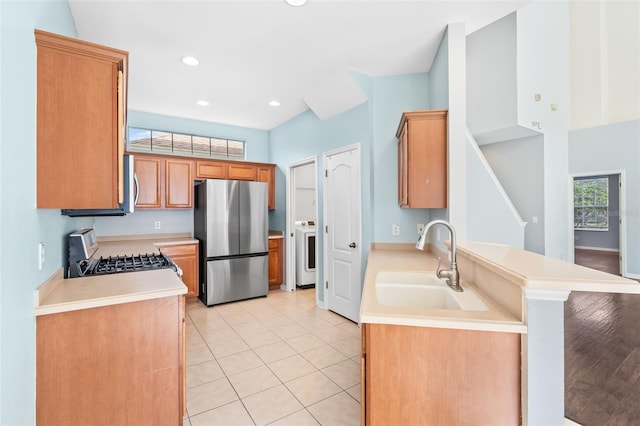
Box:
(194, 179, 269, 306)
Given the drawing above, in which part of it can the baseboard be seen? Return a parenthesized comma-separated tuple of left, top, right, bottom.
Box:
(575, 246, 619, 253)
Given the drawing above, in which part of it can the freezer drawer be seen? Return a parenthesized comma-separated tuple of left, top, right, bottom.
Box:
(201, 254, 268, 306)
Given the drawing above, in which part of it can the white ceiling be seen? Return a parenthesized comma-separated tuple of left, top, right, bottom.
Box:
(68, 0, 529, 131)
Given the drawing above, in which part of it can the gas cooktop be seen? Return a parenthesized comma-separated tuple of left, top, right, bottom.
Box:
(67, 229, 178, 278)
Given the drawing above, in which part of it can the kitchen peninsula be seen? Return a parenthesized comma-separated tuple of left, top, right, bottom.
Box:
(360, 241, 640, 426)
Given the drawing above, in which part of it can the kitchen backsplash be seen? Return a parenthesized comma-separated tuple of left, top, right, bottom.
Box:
(93, 209, 194, 236)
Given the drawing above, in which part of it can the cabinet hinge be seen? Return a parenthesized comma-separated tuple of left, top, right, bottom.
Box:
(325, 281, 329, 289)
(325, 170, 328, 178)
(325, 225, 328, 233)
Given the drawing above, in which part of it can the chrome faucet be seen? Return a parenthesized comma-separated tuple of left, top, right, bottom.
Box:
(415, 220, 462, 292)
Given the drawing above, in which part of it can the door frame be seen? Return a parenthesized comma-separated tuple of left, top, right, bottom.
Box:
(285, 157, 319, 299)
(568, 169, 626, 277)
(322, 143, 362, 315)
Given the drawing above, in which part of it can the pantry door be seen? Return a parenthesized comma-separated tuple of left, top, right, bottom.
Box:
(323, 144, 361, 322)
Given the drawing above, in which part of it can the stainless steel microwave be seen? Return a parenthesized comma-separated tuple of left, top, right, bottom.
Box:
(61, 155, 137, 217)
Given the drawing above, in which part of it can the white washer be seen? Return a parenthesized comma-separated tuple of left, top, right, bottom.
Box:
(295, 223, 316, 288)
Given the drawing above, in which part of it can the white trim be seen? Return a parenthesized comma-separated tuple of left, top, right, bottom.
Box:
(285, 156, 319, 298)
(568, 170, 626, 277)
(523, 288, 570, 302)
(466, 129, 527, 228)
(625, 272, 640, 280)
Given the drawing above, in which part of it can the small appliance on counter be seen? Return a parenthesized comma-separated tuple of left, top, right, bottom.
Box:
(67, 228, 180, 278)
(194, 179, 269, 306)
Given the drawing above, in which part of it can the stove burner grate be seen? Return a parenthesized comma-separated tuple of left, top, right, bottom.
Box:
(88, 253, 175, 276)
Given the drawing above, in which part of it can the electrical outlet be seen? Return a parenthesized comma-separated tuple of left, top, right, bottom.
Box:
(392, 224, 400, 236)
(38, 242, 45, 270)
(154, 221, 161, 230)
(417, 223, 425, 236)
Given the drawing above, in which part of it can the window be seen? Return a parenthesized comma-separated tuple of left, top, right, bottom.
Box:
(574, 177, 609, 231)
(127, 127, 245, 160)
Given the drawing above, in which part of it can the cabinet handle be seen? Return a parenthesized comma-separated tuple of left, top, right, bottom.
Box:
(134, 173, 140, 206)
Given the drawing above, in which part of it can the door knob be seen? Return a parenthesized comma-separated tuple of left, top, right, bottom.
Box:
(349, 242, 357, 248)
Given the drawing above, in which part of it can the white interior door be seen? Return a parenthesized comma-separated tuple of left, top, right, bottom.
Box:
(324, 144, 361, 322)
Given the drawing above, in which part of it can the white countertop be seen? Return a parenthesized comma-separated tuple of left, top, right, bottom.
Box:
(359, 244, 527, 333)
(456, 241, 640, 293)
(359, 241, 640, 333)
(35, 235, 194, 316)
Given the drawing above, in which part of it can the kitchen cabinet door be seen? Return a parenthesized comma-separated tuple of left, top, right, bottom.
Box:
(160, 244, 199, 297)
(396, 110, 447, 208)
(268, 238, 284, 289)
(165, 159, 193, 208)
(362, 323, 520, 425)
(36, 296, 184, 425)
(196, 160, 228, 179)
(134, 155, 193, 209)
(36, 30, 128, 209)
(228, 163, 257, 181)
(134, 156, 162, 208)
(257, 165, 276, 210)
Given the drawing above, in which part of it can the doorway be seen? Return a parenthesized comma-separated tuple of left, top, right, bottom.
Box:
(323, 144, 362, 322)
(570, 171, 626, 276)
(285, 157, 319, 303)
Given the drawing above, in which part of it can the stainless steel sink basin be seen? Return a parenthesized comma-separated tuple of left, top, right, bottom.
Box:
(375, 271, 489, 311)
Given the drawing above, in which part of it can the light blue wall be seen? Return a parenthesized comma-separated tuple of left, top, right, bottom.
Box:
(268, 70, 434, 302)
(0, 1, 94, 424)
(127, 110, 270, 163)
(94, 110, 270, 237)
(269, 104, 371, 302)
(371, 73, 431, 242)
(569, 120, 640, 277)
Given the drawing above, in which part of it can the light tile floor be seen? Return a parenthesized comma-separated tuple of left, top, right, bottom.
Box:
(185, 289, 361, 426)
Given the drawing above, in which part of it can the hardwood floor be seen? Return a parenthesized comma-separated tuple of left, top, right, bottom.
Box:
(565, 249, 640, 425)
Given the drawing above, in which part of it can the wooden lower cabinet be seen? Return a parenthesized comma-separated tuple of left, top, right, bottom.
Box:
(268, 238, 284, 289)
(160, 243, 199, 297)
(36, 296, 185, 426)
(361, 323, 521, 426)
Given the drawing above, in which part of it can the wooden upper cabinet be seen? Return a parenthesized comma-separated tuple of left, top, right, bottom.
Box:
(165, 159, 192, 208)
(133, 153, 276, 210)
(35, 29, 128, 209)
(228, 163, 257, 181)
(134, 156, 161, 208)
(196, 161, 228, 179)
(134, 155, 193, 209)
(257, 165, 276, 210)
(396, 110, 448, 208)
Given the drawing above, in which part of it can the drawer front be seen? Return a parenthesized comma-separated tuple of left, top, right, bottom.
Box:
(159, 244, 197, 257)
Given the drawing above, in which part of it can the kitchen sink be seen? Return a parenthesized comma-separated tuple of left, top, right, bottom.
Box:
(375, 271, 489, 311)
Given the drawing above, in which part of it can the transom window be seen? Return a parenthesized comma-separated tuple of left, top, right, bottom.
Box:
(127, 127, 245, 160)
(574, 177, 609, 231)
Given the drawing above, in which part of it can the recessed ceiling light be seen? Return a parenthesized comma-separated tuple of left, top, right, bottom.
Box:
(181, 56, 199, 66)
(269, 100, 281, 107)
(196, 100, 210, 106)
(284, 0, 307, 6)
